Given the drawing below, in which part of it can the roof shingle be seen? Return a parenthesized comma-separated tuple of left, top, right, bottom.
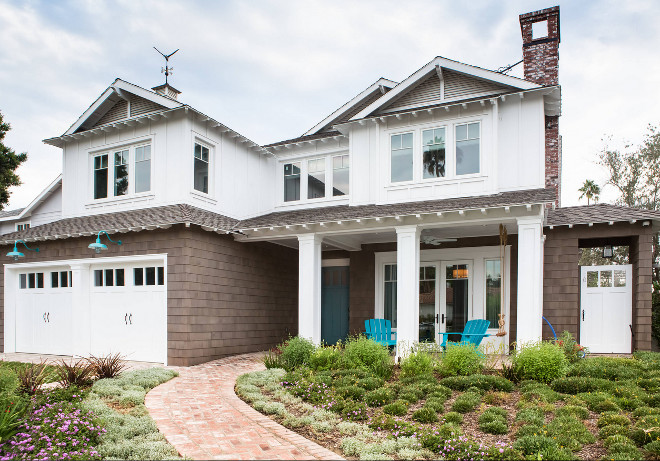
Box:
(546, 204, 660, 227)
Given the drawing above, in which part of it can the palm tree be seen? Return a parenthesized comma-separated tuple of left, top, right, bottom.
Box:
(578, 179, 601, 205)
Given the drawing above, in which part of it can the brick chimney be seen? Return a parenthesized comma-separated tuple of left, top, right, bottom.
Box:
(520, 6, 561, 206)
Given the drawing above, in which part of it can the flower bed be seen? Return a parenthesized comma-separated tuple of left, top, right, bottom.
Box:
(238, 335, 660, 460)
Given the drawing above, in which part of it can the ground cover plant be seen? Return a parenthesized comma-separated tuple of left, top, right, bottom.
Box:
(244, 335, 660, 460)
(0, 358, 180, 460)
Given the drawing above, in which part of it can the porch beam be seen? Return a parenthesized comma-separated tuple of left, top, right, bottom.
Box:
(395, 225, 421, 356)
(297, 234, 323, 344)
(516, 216, 544, 344)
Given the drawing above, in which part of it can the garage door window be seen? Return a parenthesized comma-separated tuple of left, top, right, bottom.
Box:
(134, 266, 165, 286)
(94, 269, 125, 287)
(20, 272, 43, 289)
(51, 271, 73, 288)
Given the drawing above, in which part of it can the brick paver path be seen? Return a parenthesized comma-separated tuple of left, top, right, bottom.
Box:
(145, 353, 342, 460)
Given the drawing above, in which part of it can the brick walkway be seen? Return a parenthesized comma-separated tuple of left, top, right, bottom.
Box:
(145, 353, 342, 460)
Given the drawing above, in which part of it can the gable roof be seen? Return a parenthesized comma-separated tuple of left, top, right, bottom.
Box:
(302, 78, 397, 136)
(0, 175, 62, 222)
(351, 56, 540, 121)
(63, 79, 183, 136)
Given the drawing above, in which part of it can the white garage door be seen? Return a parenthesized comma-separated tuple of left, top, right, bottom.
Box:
(89, 262, 166, 363)
(16, 268, 73, 356)
(11, 258, 166, 364)
(580, 264, 632, 353)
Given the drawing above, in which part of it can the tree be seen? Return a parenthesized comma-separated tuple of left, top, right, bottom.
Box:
(578, 179, 601, 205)
(0, 112, 27, 210)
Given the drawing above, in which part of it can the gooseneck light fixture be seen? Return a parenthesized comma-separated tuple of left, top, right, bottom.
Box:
(89, 231, 122, 254)
(6, 240, 39, 261)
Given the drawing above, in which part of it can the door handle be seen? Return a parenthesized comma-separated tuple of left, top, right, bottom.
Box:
(47, 312, 50, 323)
(125, 313, 128, 325)
(129, 313, 133, 325)
(43, 313, 46, 323)
(442, 314, 445, 324)
(435, 314, 438, 324)
(582, 310, 585, 321)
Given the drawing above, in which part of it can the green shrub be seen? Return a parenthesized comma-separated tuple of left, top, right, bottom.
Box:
(598, 413, 631, 428)
(568, 357, 642, 381)
(478, 407, 508, 435)
(578, 391, 620, 412)
(280, 336, 315, 371)
(547, 415, 595, 451)
(398, 391, 420, 404)
(428, 385, 453, 399)
(604, 435, 636, 448)
(365, 388, 394, 407)
(551, 376, 613, 394)
(309, 345, 342, 371)
(607, 443, 643, 460)
(512, 342, 568, 383)
(400, 350, 436, 379)
(443, 411, 463, 424)
(513, 435, 559, 456)
(520, 381, 561, 403)
(438, 343, 485, 376)
(420, 424, 462, 450)
(423, 397, 445, 413)
(644, 440, 660, 456)
(515, 424, 545, 438)
(357, 376, 384, 391)
(383, 400, 408, 416)
(342, 336, 393, 379)
(412, 407, 438, 423)
(451, 392, 481, 413)
(555, 330, 587, 363)
(336, 385, 365, 401)
(515, 407, 544, 425)
(439, 374, 514, 392)
(632, 406, 660, 418)
(599, 424, 630, 439)
(556, 405, 590, 420)
(341, 400, 368, 421)
(637, 377, 660, 392)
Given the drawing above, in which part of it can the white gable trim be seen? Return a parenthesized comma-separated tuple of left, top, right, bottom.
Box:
(0, 175, 62, 222)
(303, 77, 398, 136)
(351, 57, 540, 121)
(64, 79, 182, 136)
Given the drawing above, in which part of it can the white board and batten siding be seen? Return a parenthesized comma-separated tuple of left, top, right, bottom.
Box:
(5, 255, 168, 364)
(580, 265, 633, 354)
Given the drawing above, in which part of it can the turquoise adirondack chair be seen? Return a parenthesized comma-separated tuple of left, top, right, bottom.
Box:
(438, 319, 491, 349)
(364, 319, 397, 347)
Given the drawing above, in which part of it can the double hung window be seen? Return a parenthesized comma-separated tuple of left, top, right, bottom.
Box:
(455, 122, 480, 175)
(93, 143, 151, 200)
(283, 162, 301, 202)
(307, 159, 325, 199)
(422, 128, 446, 178)
(332, 155, 349, 196)
(193, 143, 210, 194)
(390, 133, 413, 182)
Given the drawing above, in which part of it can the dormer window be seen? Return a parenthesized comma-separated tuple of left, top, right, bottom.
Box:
(92, 142, 152, 200)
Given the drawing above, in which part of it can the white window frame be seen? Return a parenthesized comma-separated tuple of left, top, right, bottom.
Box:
(307, 157, 327, 199)
(277, 151, 350, 207)
(192, 139, 213, 196)
(15, 222, 30, 231)
(88, 137, 155, 203)
(385, 117, 484, 186)
(332, 154, 350, 197)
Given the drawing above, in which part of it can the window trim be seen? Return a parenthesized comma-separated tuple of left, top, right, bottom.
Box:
(192, 137, 214, 197)
(389, 130, 415, 184)
(88, 137, 155, 203)
(15, 222, 30, 232)
(454, 121, 482, 177)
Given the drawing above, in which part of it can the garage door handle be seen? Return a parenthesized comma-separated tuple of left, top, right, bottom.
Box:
(47, 312, 50, 323)
(582, 310, 585, 321)
(129, 313, 132, 325)
(124, 313, 128, 325)
(43, 313, 46, 323)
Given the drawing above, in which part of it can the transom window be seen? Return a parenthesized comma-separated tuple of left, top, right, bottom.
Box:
(194, 142, 210, 194)
(94, 269, 125, 287)
(51, 271, 73, 289)
(391, 133, 413, 182)
(93, 143, 151, 200)
(134, 266, 165, 286)
(422, 128, 446, 178)
(19, 272, 44, 289)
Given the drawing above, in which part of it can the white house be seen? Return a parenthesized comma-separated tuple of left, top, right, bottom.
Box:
(0, 6, 657, 365)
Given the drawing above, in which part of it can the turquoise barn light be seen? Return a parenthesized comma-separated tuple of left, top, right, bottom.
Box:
(89, 231, 122, 254)
(6, 240, 39, 261)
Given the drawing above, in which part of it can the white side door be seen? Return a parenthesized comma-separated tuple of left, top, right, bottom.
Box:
(580, 265, 632, 353)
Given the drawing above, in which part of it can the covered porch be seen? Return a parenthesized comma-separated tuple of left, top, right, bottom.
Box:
(235, 190, 553, 353)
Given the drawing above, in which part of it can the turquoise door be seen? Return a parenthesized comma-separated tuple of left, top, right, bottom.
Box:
(321, 266, 350, 345)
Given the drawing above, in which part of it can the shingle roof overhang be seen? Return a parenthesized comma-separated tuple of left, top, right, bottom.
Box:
(545, 204, 660, 228)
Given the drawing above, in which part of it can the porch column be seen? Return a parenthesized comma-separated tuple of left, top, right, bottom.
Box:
(298, 234, 323, 344)
(396, 225, 421, 354)
(70, 263, 91, 357)
(516, 217, 544, 344)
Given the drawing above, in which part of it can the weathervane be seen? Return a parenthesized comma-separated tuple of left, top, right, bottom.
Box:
(153, 47, 179, 85)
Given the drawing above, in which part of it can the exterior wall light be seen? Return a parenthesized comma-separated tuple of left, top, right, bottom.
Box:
(6, 240, 39, 261)
(89, 231, 122, 254)
(602, 244, 614, 259)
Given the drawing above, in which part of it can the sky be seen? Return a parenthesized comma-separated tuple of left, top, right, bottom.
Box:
(1, 0, 659, 210)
